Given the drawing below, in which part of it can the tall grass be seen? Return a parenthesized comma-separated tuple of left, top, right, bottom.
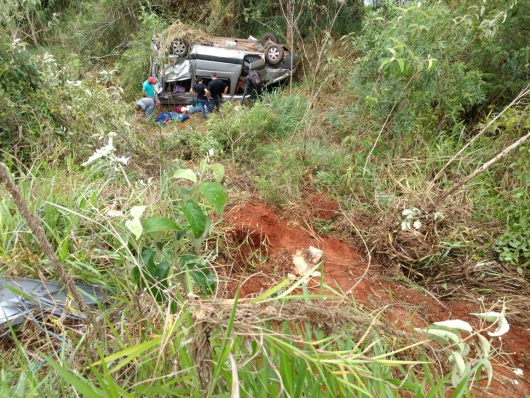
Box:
(2, 275, 454, 397)
(0, 154, 464, 398)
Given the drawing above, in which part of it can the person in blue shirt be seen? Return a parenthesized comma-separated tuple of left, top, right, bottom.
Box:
(155, 112, 190, 125)
(142, 76, 161, 114)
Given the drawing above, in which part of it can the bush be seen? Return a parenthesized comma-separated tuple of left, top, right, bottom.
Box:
(207, 102, 278, 162)
(344, 2, 489, 141)
(117, 11, 166, 102)
(0, 29, 46, 146)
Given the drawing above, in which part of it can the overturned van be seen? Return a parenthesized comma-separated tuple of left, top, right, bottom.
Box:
(151, 33, 297, 106)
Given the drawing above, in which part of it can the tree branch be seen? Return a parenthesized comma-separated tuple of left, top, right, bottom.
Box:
(434, 130, 530, 204)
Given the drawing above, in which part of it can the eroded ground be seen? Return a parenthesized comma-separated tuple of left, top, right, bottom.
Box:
(221, 197, 530, 397)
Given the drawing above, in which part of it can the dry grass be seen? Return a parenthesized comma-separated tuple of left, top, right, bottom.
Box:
(156, 20, 215, 62)
(422, 260, 530, 328)
(190, 297, 412, 389)
(330, 182, 530, 329)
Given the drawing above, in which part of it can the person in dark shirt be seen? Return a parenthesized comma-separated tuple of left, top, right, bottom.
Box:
(190, 76, 209, 119)
(242, 70, 264, 106)
(205, 72, 228, 112)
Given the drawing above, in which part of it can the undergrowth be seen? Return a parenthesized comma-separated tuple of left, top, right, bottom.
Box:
(1, 0, 530, 396)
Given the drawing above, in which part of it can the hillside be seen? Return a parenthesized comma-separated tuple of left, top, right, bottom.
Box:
(1, 0, 529, 396)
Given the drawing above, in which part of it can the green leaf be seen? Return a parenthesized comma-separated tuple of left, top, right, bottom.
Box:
(129, 206, 146, 219)
(93, 338, 162, 373)
(183, 200, 206, 238)
(209, 288, 240, 396)
(179, 254, 215, 295)
(142, 216, 180, 233)
(198, 182, 226, 215)
(139, 249, 156, 285)
(378, 57, 393, 72)
(208, 163, 225, 182)
(138, 249, 169, 303)
(477, 334, 490, 358)
(125, 218, 143, 239)
(450, 351, 466, 375)
(42, 354, 102, 397)
(249, 279, 291, 304)
(173, 168, 197, 183)
(483, 360, 493, 387)
(397, 58, 405, 72)
(132, 266, 140, 284)
(154, 261, 170, 282)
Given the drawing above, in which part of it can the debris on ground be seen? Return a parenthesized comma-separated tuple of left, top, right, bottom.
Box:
(292, 246, 323, 276)
(0, 278, 107, 335)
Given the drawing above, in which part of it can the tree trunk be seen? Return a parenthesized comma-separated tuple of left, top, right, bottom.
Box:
(281, 0, 293, 43)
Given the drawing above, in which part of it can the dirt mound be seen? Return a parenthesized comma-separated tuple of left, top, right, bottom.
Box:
(222, 199, 530, 397)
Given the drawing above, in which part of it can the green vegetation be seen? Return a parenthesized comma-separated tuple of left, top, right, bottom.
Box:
(1, 0, 529, 396)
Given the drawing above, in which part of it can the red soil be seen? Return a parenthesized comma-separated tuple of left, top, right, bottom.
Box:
(223, 197, 530, 397)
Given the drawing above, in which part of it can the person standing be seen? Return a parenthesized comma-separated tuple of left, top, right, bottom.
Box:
(142, 76, 161, 113)
(134, 97, 154, 119)
(190, 76, 209, 118)
(205, 72, 228, 112)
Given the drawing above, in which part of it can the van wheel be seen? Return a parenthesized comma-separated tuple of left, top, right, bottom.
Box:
(170, 39, 188, 56)
(265, 44, 284, 65)
(261, 32, 279, 47)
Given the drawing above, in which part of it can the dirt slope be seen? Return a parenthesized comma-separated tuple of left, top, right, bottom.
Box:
(222, 198, 530, 397)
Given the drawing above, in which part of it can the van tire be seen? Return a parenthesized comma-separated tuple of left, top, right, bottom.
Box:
(170, 39, 188, 56)
(261, 33, 279, 47)
(264, 44, 284, 65)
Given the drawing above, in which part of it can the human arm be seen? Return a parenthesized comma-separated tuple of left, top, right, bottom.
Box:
(134, 108, 144, 119)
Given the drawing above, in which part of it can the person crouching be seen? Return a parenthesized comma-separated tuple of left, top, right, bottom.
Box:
(134, 97, 155, 119)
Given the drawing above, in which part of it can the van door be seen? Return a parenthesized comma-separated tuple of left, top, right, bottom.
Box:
(248, 58, 266, 71)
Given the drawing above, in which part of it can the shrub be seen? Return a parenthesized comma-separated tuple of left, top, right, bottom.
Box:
(344, 2, 489, 142)
(117, 11, 166, 102)
(0, 29, 46, 146)
(207, 103, 278, 162)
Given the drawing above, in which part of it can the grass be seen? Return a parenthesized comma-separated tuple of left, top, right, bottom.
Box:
(0, 153, 503, 397)
(1, 272, 452, 397)
(2, 8, 529, 395)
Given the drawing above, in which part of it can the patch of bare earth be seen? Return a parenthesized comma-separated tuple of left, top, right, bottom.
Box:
(221, 197, 530, 397)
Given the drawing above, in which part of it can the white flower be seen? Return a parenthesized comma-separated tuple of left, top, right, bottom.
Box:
(413, 220, 422, 229)
(512, 380, 519, 385)
(208, 148, 214, 157)
(514, 368, 523, 376)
